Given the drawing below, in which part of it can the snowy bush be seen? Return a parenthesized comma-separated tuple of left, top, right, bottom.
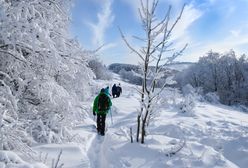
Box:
(179, 95, 195, 115)
(204, 92, 220, 104)
(182, 84, 195, 96)
(0, 150, 47, 168)
(0, 73, 35, 158)
(182, 84, 203, 101)
(20, 79, 87, 143)
(177, 84, 197, 115)
(88, 59, 112, 80)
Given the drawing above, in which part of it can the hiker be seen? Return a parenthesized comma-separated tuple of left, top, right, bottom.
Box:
(93, 88, 112, 136)
(116, 83, 122, 97)
(112, 84, 118, 98)
(104, 86, 111, 97)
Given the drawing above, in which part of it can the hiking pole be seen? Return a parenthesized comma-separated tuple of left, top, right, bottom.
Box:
(110, 108, 113, 125)
(93, 114, 97, 129)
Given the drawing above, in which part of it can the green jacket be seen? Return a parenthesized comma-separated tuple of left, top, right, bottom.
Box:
(93, 92, 112, 114)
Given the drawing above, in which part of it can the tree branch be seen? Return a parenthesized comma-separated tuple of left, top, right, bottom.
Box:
(166, 4, 186, 39)
(118, 27, 145, 61)
(0, 50, 27, 64)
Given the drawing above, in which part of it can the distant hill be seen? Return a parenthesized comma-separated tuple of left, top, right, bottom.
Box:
(108, 63, 141, 74)
(108, 62, 194, 86)
(108, 62, 194, 73)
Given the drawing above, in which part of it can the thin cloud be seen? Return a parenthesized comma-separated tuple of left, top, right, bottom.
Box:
(88, 0, 115, 47)
(172, 4, 203, 41)
(121, 0, 185, 20)
(230, 29, 241, 37)
(100, 42, 118, 52)
(183, 29, 248, 62)
(162, 3, 203, 57)
(183, 0, 248, 62)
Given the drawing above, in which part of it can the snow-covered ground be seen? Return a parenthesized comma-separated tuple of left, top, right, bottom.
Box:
(2, 74, 248, 168)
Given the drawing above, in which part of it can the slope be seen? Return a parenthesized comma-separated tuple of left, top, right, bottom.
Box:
(20, 73, 248, 168)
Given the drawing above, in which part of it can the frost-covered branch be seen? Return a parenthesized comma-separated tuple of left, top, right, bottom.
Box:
(119, 27, 145, 61)
(0, 49, 27, 64)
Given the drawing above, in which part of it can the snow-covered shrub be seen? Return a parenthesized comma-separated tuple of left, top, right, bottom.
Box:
(182, 84, 203, 101)
(0, 150, 47, 168)
(179, 95, 195, 115)
(177, 84, 196, 115)
(0, 73, 34, 157)
(204, 92, 220, 104)
(182, 84, 195, 96)
(88, 59, 112, 80)
(157, 87, 181, 107)
(21, 79, 85, 143)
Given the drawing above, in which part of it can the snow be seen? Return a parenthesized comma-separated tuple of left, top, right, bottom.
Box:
(0, 150, 47, 168)
(34, 144, 90, 168)
(2, 73, 248, 167)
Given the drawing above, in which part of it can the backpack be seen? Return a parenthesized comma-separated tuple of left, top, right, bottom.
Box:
(98, 94, 109, 111)
(116, 86, 120, 93)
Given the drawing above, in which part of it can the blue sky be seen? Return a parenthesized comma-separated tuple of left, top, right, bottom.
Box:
(70, 0, 248, 65)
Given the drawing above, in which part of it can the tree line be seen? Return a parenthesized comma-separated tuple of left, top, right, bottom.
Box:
(176, 50, 248, 106)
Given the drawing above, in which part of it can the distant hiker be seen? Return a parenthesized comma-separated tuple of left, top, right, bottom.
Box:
(116, 83, 122, 97)
(93, 88, 112, 136)
(112, 84, 118, 98)
(104, 86, 111, 97)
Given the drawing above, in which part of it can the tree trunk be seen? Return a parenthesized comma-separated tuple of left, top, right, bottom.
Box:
(141, 98, 151, 144)
(137, 81, 145, 142)
(141, 119, 146, 144)
(130, 127, 133, 143)
(136, 114, 141, 142)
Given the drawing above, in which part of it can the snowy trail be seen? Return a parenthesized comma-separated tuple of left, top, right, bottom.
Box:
(32, 85, 140, 168)
(87, 135, 108, 168)
(30, 74, 248, 168)
(86, 82, 140, 168)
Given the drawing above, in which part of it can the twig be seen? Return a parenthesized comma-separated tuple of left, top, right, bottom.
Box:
(54, 150, 63, 168)
(118, 27, 145, 62)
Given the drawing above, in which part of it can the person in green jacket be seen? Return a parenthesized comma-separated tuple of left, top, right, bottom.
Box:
(93, 88, 112, 136)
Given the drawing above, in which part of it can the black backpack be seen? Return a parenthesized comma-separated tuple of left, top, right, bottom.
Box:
(98, 94, 109, 111)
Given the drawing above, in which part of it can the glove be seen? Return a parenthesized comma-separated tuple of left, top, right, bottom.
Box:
(93, 111, 96, 116)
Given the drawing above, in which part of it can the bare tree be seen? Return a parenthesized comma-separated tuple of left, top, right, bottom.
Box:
(119, 0, 187, 143)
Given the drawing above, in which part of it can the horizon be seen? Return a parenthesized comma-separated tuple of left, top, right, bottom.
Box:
(71, 0, 248, 65)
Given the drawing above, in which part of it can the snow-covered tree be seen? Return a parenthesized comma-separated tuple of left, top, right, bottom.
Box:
(88, 58, 113, 80)
(0, 0, 95, 154)
(120, 0, 187, 143)
(177, 50, 248, 106)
